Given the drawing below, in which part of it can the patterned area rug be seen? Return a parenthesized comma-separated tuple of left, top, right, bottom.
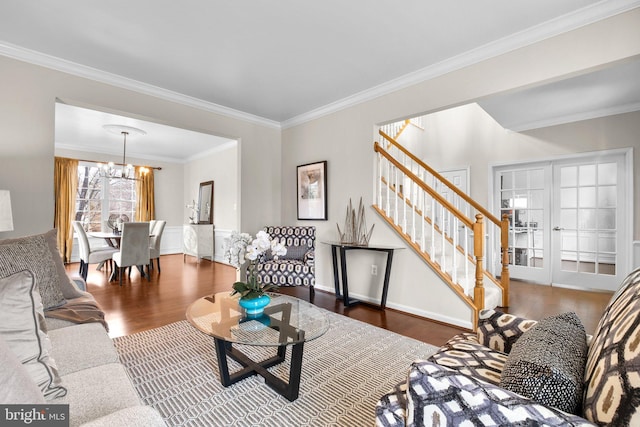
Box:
(113, 311, 438, 426)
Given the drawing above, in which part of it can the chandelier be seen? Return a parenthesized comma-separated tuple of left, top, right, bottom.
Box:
(98, 124, 148, 180)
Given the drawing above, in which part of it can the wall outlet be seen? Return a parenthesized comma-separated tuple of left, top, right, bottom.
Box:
(371, 264, 378, 276)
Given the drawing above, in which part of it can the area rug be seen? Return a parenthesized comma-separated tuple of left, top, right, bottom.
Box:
(113, 311, 438, 426)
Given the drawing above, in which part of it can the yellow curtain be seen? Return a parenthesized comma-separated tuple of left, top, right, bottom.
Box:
(135, 167, 155, 221)
(54, 157, 78, 263)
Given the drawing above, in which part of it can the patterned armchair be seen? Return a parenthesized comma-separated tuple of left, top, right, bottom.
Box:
(255, 226, 315, 295)
(376, 267, 640, 427)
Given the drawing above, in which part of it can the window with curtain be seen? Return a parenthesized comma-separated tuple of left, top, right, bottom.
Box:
(75, 162, 136, 231)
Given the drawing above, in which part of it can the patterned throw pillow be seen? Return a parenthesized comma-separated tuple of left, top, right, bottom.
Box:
(0, 270, 66, 399)
(427, 332, 508, 385)
(0, 236, 66, 310)
(500, 312, 588, 414)
(1, 229, 84, 299)
(477, 309, 538, 353)
(406, 361, 596, 427)
(583, 267, 640, 426)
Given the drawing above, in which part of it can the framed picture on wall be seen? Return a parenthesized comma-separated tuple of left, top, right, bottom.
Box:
(297, 161, 328, 220)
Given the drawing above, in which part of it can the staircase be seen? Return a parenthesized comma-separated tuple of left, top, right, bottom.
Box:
(373, 128, 510, 329)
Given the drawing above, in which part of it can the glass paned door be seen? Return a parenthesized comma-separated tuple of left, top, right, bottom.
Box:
(498, 166, 550, 283)
(552, 157, 625, 290)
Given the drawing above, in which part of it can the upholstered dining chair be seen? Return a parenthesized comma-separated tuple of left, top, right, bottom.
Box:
(255, 226, 315, 298)
(149, 220, 166, 272)
(112, 222, 150, 286)
(72, 221, 118, 281)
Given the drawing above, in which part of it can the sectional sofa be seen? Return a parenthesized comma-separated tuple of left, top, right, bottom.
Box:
(376, 267, 640, 426)
(0, 229, 165, 426)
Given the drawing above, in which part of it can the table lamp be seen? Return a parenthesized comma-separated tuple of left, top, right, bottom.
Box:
(0, 190, 14, 232)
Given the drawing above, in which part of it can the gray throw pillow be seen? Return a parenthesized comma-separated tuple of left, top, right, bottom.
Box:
(0, 334, 46, 404)
(280, 245, 308, 260)
(499, 312, 587, 414)
(0, 234, 67, 309)
(0, 270, 66, 399)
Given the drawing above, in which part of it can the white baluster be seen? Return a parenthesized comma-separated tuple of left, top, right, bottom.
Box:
(452, 216, 458, 285)
(440, 204, 446, 272)
(421, 190, 426, 251)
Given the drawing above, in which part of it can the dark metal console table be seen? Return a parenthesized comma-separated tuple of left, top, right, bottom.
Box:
(323, 242, 404, 309)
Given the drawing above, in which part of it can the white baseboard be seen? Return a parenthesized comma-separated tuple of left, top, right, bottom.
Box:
(634, 240, 640, 270)
(313, 284, 473, 330)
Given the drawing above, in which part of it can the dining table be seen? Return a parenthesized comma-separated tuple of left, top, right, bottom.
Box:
(87, 231, 124, 248)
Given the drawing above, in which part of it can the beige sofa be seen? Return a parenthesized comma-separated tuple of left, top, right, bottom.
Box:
(0, 230, 165, 427)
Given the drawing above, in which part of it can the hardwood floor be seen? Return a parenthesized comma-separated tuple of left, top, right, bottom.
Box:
(66, 254, 613, 345)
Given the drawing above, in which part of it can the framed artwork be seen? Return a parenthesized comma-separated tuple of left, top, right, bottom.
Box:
(297, 161, 328, 220)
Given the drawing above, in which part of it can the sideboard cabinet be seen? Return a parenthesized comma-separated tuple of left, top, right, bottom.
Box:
(183, 224, 214, 262)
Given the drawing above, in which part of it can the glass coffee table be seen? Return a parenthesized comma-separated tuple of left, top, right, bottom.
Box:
(186, 292, 329, 401)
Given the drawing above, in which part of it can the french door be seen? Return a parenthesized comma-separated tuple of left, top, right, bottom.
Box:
(495, 151, 629, 291)
(551, 155, 627, 290)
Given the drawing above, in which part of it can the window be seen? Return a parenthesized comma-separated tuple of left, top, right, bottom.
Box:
(75, 163, 136, 231)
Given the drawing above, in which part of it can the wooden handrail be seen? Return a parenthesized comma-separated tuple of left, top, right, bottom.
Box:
(378, 130, 501, 226)
(374, 142, 474, 229)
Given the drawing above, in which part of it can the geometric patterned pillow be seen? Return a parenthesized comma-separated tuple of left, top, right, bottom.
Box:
(427, 332, 507, 385)
(375, 382, 408, 427)
(500, 312, 588, 415)
(477, 309, 538, 354)
(406, 360, 596, 427)
(583, 267, 640, 426)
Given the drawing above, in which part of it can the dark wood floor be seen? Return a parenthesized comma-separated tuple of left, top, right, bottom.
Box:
(66, 254, 613, 345)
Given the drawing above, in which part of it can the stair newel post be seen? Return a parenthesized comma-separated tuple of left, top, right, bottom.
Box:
(473, 214, 485, 329)
(500, 213, 510, 307)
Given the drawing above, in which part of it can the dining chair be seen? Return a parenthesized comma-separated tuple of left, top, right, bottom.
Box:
(72, 221, 118, 281)
(112, 222, 151, 286)
(149, 220, 166, 272)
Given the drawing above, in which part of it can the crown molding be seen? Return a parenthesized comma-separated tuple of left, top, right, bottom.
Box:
(282, 0, 640, 129)
(2, 0, 638, 131)
(507, 101, 640, 132)
(0, 42, 281, 130)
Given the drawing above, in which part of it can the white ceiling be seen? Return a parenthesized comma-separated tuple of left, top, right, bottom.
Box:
(478, 58, 640, 131)
(54, 103, 235, 163)
(2, 1, 640, 158)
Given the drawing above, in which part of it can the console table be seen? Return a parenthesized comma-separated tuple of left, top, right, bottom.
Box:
(323, 242, 404, 309)
(183, 224, 214, 262)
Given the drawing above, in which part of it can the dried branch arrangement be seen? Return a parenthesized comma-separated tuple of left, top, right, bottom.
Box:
(337, 197, 375, 246)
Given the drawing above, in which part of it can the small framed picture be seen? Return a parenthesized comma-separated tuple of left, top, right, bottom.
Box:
(297, 161, 328, 220)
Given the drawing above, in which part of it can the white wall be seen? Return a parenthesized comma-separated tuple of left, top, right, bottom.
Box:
(0, 54, 281, 241)
(1, 9, 639, 328)
(416, 104, 640, 240)
(184, 141, 239, 231)
(281, 9, 640, 328)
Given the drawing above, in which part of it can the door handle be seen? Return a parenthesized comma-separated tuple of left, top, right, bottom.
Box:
(553, 226, 564, 231)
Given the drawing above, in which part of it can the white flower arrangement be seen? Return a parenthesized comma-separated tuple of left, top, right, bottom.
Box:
(223, 230, 287, 299)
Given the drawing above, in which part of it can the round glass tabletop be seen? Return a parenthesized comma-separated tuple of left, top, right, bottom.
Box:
(186, 292, 329, 346)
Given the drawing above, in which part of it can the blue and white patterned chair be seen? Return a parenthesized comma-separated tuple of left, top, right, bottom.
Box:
(255, 226, 315, 296)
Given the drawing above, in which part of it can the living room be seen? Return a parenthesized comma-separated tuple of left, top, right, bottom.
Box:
(1, 3, 640, 426)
